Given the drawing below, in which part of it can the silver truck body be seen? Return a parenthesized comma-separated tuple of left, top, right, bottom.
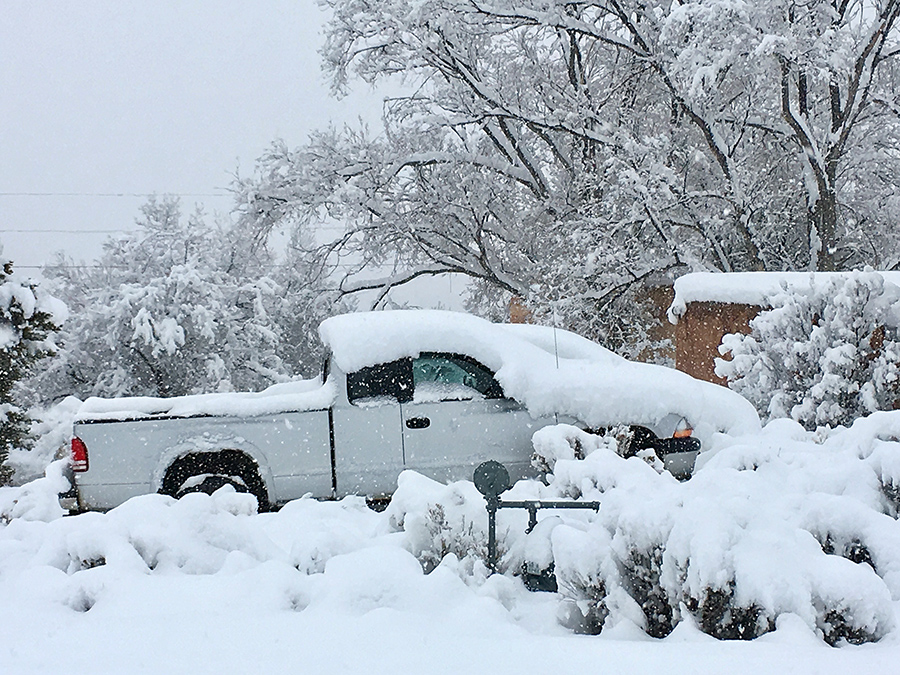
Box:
(72, 355, 549, 511)
(69, 310, 737, 511)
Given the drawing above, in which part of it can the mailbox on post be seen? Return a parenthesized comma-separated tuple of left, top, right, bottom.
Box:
(474, 461, 601, 575)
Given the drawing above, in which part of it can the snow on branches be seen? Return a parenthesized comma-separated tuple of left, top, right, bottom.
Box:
(235, 0, 900, 355)
(29, 196, 338, 404)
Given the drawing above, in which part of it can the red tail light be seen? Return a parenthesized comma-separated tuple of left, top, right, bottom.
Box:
(71, 437, 89, 472)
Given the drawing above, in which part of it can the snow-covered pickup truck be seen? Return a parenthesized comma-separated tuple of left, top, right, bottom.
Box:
(65, 311, 759, 511)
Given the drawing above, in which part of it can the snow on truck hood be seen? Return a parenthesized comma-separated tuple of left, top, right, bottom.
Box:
(320, 310, 760, 436)
(77, 310, 759, 436)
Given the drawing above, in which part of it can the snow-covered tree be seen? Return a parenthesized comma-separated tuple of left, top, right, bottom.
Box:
(0, 255, 65, 484)
(29, 196, 336, 404)
(717, 271, 900, 428)
(234, 0, 900, 351)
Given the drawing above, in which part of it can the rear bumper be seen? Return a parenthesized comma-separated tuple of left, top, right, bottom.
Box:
(57, 464, 80, 513)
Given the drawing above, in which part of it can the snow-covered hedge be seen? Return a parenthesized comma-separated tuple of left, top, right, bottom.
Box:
(717, 271, 900, 429)
(518, 422, 900, 644)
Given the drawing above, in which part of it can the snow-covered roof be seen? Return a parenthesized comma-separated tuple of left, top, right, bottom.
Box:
(668, 271, 900, 323)
(320, 310, 759, 437)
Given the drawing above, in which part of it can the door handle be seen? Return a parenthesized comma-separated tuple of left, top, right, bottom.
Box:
(406, 416, 431, 429)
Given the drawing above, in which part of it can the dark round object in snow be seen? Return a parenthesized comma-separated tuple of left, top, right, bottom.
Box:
(473, 460, 510, 497)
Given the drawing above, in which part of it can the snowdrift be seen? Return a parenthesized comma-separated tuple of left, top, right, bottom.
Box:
(4, 411, 900, 658)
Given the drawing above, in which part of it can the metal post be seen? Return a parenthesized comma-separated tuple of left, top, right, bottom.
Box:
(473, 460, 511, 575)
(486, 496, 498, 572)
(474, 461, 601, 579)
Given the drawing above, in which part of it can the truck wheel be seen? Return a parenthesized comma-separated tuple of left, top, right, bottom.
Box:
(175, 474, 249, 499)
(161, 450, 270, 511)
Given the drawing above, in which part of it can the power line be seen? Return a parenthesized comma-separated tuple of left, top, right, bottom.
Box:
(0, 229, 135, 234)
(0, 192, 229, 198)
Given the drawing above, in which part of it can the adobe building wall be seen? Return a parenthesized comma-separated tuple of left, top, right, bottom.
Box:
(675, 301, 760, 385)
(509, 296, 533, 324)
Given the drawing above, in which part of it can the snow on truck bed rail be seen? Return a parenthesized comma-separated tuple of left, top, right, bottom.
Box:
(77, 310, 759, 436)
(76, 378, 335, 421)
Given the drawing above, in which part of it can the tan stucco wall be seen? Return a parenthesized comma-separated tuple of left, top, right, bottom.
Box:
(675, 301, 760, 385)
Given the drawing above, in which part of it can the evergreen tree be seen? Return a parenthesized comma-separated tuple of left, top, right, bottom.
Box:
(0, 257, 64, 483)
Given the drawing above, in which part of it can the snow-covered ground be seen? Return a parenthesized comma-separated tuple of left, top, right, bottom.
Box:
(4, 413, 900, 674)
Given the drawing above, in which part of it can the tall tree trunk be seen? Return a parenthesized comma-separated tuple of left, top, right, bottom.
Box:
(809, 186, 838, 271)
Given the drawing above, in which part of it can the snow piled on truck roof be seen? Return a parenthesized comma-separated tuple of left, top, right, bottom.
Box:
(320, 310, 759, 436)
(77, 309, 758, 436)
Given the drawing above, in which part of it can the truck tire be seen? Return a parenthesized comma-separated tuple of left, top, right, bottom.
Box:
(160, 450, 270, 511)
(175, 474, 249, 498)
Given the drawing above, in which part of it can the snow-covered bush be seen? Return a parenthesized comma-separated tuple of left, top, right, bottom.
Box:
(0, 459, 69, 523)
(386, 471, 495, 574)
(531, 424, 612, 476)
(518, 422, 900, 644)
(5, 396, 81, 485)
(550, 522, 612, 634)
(717, 271, 900, 429)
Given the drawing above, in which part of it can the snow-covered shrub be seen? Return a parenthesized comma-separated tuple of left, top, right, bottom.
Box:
(0, 459, 69, 523)
(526, 423, 899, 644)
(5, 396, 81, 485)
(684, 582, 770, 641)
(386, 471, 495, 574)
(620, 543, 677, 638)
(717, 271, 900, 429)
(531, 424, 613, 475)
(550, 522, 612, 634)
(0, 257, 65, 484)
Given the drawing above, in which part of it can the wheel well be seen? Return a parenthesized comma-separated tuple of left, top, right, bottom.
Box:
(160, 449, 269, 510)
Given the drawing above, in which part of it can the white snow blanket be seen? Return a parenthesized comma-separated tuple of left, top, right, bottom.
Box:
(4, 414, 900, 672)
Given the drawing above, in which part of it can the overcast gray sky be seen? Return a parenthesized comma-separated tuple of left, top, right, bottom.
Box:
(1, 1, 376, 271)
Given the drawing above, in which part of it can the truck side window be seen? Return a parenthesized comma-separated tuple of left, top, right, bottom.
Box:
(412, 353, 504, 401)
(347, 358, 414, 405)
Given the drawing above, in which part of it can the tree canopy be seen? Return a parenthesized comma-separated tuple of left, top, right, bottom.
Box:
(29, 197, 339, 404)
(234, 0, 900, 350)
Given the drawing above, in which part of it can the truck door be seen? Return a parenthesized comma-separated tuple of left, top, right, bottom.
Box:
(400, 353, 543, 484)
(330, 358, 412, 496)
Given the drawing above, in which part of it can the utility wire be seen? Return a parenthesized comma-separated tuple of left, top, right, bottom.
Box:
(0, 192, 228, 198)
(0, 229, 135, 234)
